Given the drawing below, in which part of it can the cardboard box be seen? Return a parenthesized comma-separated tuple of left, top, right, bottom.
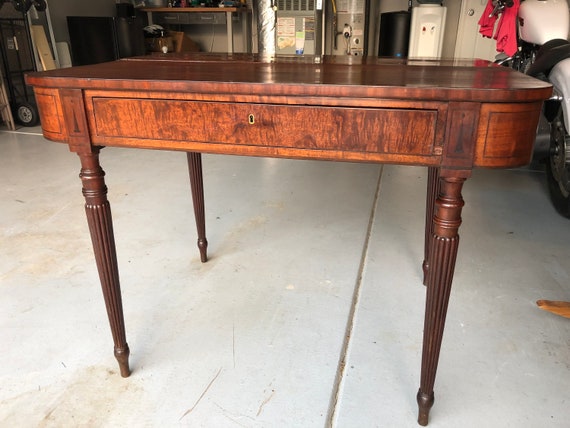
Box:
(170, 31, 200, 52)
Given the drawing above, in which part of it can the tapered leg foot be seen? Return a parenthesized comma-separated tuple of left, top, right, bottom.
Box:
(187, 152, 208, 263)
(197, 238, 208, 263)
(115, 345, 131, 377)
(418, 174, 467, 426)
(79, 150, 130, 377)
(417, 390, 434, 426)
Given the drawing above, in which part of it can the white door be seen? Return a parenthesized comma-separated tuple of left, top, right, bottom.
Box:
(454, 0, 499, 60)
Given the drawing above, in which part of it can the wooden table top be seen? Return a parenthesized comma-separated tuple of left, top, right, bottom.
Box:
(26, 53, 552, 103)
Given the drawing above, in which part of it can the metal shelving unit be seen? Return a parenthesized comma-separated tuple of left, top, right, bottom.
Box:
(0, 0, 58, 127)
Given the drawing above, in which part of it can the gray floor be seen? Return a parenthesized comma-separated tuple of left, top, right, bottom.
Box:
(1, 126, 569, 428)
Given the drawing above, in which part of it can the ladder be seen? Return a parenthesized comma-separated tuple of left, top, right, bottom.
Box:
(0, 68, 15, 131)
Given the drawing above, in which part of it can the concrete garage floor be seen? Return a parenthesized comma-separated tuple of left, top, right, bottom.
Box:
(1, 127, 569, 427)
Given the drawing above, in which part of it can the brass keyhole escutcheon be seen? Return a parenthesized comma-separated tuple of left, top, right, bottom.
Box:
(248, 114, 255, 124)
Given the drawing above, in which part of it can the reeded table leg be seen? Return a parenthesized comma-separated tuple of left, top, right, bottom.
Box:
(187, 152, 208, 262)
(78, 150, 130, 377)
(417, 174, 466, 426)
(422, 167, 439, 285)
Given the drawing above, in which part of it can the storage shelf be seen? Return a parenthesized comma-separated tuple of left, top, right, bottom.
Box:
(142, 6, 251, 53)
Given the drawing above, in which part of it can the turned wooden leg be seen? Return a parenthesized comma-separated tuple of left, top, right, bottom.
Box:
(417, 174, 466, 426)
(79, 150, 130, 377)
(187, 152, 208, 262)
(422, 167, 439, 285)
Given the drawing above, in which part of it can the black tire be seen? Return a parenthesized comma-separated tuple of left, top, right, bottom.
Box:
(546, 112, 570, 218)
(15, 102, 39, 126)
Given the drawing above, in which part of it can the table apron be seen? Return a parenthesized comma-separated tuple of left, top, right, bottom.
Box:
(33, 87, 544, 168)
(80, 92, 446, 165)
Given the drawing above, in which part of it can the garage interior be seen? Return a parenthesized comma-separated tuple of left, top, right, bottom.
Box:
(1, 1, 569, 427)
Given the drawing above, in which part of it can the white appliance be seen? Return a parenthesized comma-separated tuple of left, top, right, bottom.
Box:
(408, 4, 447, 58)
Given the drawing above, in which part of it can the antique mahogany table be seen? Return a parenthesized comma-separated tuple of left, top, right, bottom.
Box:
(26, 53, 552, 425)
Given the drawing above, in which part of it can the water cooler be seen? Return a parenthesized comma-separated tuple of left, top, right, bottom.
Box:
(408, 2, 446, 58)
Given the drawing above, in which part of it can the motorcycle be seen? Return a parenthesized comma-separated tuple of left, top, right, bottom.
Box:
(488, 0, 570, 218)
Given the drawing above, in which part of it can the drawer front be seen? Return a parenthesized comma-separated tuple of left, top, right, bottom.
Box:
(88, 97, 438, 158)
(154, 13, 185, 25)
(187, 13, 226, 25)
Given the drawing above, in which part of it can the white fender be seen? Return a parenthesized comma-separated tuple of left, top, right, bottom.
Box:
(549, 58, 570, 129)
(519, 0, 570, 45)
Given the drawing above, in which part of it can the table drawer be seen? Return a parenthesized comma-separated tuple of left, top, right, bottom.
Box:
(89, 97, 438, 156)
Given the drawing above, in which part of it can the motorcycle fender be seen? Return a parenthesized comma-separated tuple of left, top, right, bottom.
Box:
(549, 58, 570, 128)
(519, 0, 570, 45)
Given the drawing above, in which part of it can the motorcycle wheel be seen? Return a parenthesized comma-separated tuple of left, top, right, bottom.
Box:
(547, 111, 570, 218)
